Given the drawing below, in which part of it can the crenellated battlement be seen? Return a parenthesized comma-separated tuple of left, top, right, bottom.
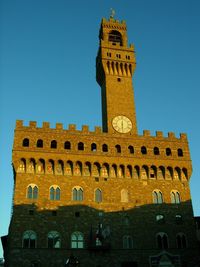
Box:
(15, 120, 188, 141)
(101, 17, 127, 30)
(16, 120, 103, 134)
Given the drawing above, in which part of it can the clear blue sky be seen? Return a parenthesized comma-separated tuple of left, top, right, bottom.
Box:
(0, 0, 200, 258)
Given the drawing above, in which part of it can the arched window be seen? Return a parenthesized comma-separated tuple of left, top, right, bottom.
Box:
(72, 187, 83, 201)
(91, 143, 97, 151)
(95, 189, 102, 202)
(78, 142, 84, 151)
(174, 167, 181, 180)
(156, 214, 165, 224)
(27, 185, 38, 199)
(141, 146, 147, 154)
(56, 160, 64, 175)
(123, 235, 133, 249)
(154, 147, 160, 155)
(158, 166, 165, 179)
(176, 233, 187, 249)
(128, 145, 134, 154)
(182, 168, 188, 180)
(22, 138, 29, 147)
(93, 162, 100, 176)
(18, 159, 26, 172)
(156, 232, 168, 249)
(108, 30, 122, 46)
(171, 191, 181, 204)
(115, 144, 121, 153)
(102, 144, 108, 152)
(133, 166, 139, 179)
(150, 166, 156, 178)
(175, 214, 183, 224)
(110, 164, 117, 177)
(22, 230, 36, 248)
(177, 148, 183, 157)
(49, 186, 60, 200)
(74, 161, 82, 176)
(121, 189, 129, 202)
(36, 139, 43, 148)
(166, 148, 172, 156)
(51, 140, 57, 149)
(126, 165, 132, 178)
(141, 165, 148, 179)
(64, 141, 71, 150)
(37, 159, 45, 173)
(118, 165, 124, 177)
(83, 162, 91, 176)
(71, 232, 84, 248)
(123, 216, 130, 226)
(152, 190, 163, 204)
(47, 231, 61, 248)
(101, 163, 109, 177)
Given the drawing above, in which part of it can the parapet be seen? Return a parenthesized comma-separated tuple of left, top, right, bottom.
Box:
(141, 129, 187, 141)
(15, 120, 188, 141)
(15, 120, 103, 135)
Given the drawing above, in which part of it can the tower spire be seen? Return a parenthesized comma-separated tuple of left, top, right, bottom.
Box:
(110, 8, 115, 18)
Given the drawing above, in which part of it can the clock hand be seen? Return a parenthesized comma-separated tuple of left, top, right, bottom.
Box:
(121, 120, 123, 130)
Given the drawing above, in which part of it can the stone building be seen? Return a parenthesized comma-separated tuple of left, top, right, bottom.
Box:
(3, 16, 200, 267)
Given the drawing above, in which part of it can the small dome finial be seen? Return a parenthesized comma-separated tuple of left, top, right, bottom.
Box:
(110, 8, 115, 18)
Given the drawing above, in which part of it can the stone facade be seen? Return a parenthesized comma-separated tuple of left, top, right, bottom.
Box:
(4, 17, 200, 267)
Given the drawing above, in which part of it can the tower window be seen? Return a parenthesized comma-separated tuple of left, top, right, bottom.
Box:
(156, 214, 165, 224)
(116, 53, 121, 58)
(29, 210, 34, 215)
(102, 144, 108, 152)
(166, 148, 172, 156)
(51, 140, 57, 149)
(178, 148, 183, 157)
(171, 190, 181, 204)
(108, 30, 122, 46)
(75, 211, 80, 217)
(22, 138, 29, 147)
(128, 145, 134, 154)
(22, 230, 37, 248)
(156, 232, 169, 249)
(152, 190, 163, 204)
(36, 139, 43, 148)
(78, 142, 84, 151)
(107, 52, 111, 57)
(64, 141, 71, 150)
(52, 210, 57, 216)
(72, 187, 83, 201)
(117, 77, 121, 82)
(115, 144, 121, 153)
(176, 233, 187, 249)
(123, 235, 133, 249)
(141, 146, 147, 154)
(71, 232, 84, 249)
(91, 143, 97, 151)
(47, 231, 61, 248)
(154, 147, 160, 155)
(95, 189, 102, 203)
(175, 214, 183, 224)
(27, 185, 38, 199)
(49, 186, 60, 200)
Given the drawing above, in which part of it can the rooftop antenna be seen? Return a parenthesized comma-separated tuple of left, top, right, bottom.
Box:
(110, 8, 115, 18)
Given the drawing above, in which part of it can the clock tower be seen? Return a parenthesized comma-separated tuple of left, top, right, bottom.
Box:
(96, 16, 137, 135)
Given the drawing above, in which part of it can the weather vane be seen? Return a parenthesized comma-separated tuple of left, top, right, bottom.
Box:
(110, 8, 115, 18)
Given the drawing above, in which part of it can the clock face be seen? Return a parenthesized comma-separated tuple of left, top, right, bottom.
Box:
(112, 116, 132, 133)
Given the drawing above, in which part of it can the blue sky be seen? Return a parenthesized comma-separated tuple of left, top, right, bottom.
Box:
(0, 0, 200, 258)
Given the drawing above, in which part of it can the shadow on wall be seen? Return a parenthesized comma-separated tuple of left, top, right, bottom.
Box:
(2, 200, 200, 267)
